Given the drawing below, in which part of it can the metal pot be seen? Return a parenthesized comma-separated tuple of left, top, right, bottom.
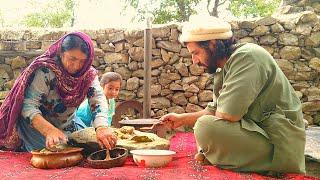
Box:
(30, 147, 83, 169)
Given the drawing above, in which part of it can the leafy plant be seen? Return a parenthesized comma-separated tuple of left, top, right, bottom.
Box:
(23, 0, 77, 28)
(229, 0, 282, 18)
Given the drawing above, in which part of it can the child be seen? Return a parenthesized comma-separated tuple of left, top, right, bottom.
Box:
(75, 72, 122, 128)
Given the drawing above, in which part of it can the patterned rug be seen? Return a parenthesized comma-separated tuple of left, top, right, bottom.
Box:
(0, 132, 318, 180)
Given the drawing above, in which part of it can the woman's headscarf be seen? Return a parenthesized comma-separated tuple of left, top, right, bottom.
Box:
(0, 31, 97, 150)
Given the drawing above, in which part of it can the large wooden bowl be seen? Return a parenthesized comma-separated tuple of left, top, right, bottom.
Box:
(30, 147, 83, 169)
(87, 147, 128, 169)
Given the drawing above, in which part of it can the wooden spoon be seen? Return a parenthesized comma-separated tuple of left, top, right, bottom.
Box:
(105, 149, 111, 160)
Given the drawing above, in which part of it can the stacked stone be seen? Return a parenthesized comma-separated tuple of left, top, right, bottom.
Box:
(0, 12, 319, 124)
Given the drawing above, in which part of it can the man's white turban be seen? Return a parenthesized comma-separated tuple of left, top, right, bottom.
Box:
(179, 15, 233, 44)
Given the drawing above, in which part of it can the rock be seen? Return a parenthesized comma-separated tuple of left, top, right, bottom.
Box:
(182, 84, 199, 93)
(152, 27, 170, 38)
(114, 42, 125, 53)
(156, 41, 181, 53)
(118, 90, 136, 100)
(309, 57, 320, 71)
(133, 38, 156, 48)
(104, 53, 129, 64)
(295, 24, 312, 35)
(160, 89, 173, 96)
(26, 41, 42, 49)
(195, 74, 211, 90)
(114, 67, 132, 80)
(276, 59, 295, 77)
(295, 61, 311, 72)
(302, 101, 320, 112)
(234, 29, 250, 38)
(189, 95, 198, 104)
(198, 90, 213, 102)
(186, 103, 203, 113)
(260, 35, 277, 45)
(172, 93, 188, 106)
(150, 84, 162, 96)
(126, 77, 140, 90)
(161, 49, 170, 62)
(305, 32, 320, 47)
(132, 69, 144, 78)
(11, 56, 27, 69)
(256, 17, 277, 26)
(128, 61, 139, 71)
(170, 28, 179, 41)
(250, 25, 269, 36)
(238, 21, 257, 29)
(100, 43, 115, 52)
(175, 63, 189, 77)
(238, 37, 257, 44)
(189, 64, 204, 76)
(292, 81, 310, 91)
(0, 91, 9, 99)
(182, 76, 199, 84)
(298, 12, 318, 23)
(151, 59, 165, 69)
(151, 97, 171, 109)
(128, 47, 144, 62)
(271, 23, 285, 33)
(169, 83, 183, 91)
(280, 46, 301, 60)
(295, 72, 316, 81)
(109, 31, 125, 43)
(94, 48, 104, 57)
(279, 33, 299, 46)
(179, 48, 191, 58)
(167, 106, 185, 114)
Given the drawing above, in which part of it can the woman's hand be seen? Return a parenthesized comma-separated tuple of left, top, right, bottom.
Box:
(96, 127, 117, 150)
(159, 113, 185, 129)
(45, 127, 68, 149)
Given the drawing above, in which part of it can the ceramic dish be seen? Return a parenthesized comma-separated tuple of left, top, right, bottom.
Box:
(130, 149, 176, 168)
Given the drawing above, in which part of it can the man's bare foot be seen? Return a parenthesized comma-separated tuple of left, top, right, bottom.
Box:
(194, 152, 211, 165)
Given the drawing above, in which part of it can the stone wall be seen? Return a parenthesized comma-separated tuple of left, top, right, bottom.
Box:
(0, 11, 319, 125)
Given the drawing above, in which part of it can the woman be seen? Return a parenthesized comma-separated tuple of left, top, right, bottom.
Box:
(0, 32, 117, 152)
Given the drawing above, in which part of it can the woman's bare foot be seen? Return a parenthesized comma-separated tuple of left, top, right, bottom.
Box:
(194, 152, 211, 165)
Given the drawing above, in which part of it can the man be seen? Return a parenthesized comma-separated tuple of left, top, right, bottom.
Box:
(160, 15, 306, 174)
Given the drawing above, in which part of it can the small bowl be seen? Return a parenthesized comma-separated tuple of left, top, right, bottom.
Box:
(31, 147, 83, 169)
(87, 147, 128, 169)
(130, 149, 176, 168)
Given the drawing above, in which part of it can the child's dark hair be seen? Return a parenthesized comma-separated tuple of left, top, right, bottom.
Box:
(100, 72, 122, 87)
(61, 34, 90, 58)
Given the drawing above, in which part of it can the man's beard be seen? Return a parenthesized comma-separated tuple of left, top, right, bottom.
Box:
(205, 48, 218, 74)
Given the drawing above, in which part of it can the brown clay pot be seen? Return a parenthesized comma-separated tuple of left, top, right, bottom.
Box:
(30, 147, 83, 169)
(87, 147, 128, 169)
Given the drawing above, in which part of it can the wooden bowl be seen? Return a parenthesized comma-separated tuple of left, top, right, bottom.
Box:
(30, 147, 83, 169)
(87, 147, 128, 169)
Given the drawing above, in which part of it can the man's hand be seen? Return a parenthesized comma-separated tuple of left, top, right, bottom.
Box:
(159, 113, 185, 129)
(96, 127, 117, 150)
